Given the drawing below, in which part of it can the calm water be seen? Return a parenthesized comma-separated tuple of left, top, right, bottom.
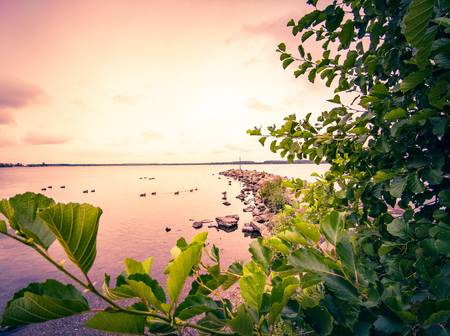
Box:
(0, 164, 328, 313)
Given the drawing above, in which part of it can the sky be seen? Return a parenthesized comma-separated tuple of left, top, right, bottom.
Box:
(0, 0, 334, 164)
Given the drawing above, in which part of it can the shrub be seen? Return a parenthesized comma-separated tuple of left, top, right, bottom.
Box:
(259, 177, 289, 212)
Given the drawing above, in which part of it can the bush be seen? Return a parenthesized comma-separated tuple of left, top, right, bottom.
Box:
(259, 177, 289, 212)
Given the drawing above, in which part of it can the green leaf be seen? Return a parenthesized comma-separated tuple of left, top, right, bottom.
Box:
(278, 43, 286, 52)
(373, 315, 406, 334)
(288, 248, 333, 274)
(339, 20, 354, 48)
(125, 257, 154, 275)
(320, 211, 344, 246)
(230, 305, 254, 336)
(384, 108, 407, 121)
(407, 174, 425, 193)
(239, 262, 266, 311)
(0, 193, 56, 249)
(294, 220, 321, 243)
(265, 237, 290, 255)
(39, 203, 102, 274)
(400, 69, 430, 92)
(308, 68, 317, 83)
(166, 235, 205, 304)
(86, 311, 145, 334)
(403, 0, 435, 48)
(304, 306, 334, 336)
(1, 279, 89, 327)
(388, 176, 408, 198)
(302, 30, 314, 42)
(249, 238, 272, 273)
(0, 219, 6, 233)
(323, 275, 360, 303)
(175, 295, 219, 320)
(336, 237, 357, 280)
(283, 58, 294, 69)
(439, 190, 450, 206)
(387, 218, 409, 239)
(269, 277, 299, 325)
(259, 136, 267, 146)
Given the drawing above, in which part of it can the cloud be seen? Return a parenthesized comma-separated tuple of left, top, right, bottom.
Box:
(246, 97, 277, 112)
(113, 95, 135, 104)
(0, 136, 17, 147)
(23, 132, 71, 145)
(228, 15, 294, 45)
(141, 130, 162, 142)
(224, 144, 254, 153)
(0, 111, 15, 125)
(0, 78, 48, 110)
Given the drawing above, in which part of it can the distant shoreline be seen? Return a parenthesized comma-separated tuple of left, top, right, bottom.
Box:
(0, 160, 317, 168)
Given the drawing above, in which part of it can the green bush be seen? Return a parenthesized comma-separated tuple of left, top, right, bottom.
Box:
(259, 177, 289, 212)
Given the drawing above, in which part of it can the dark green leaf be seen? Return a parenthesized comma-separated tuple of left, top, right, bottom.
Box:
(86, 312, 145, 334)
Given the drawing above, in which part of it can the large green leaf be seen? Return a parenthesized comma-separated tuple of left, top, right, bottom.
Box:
(387, 218, 409, 239)
(249, 238, 272, 273)
(166, 233, 206, 304)
(400, 69, 430, 92)
(269, 276, 299, 325)
(336, 236, 357, 280)
(230, 305, 254, 336)
(403, 0, 435, 48)
(0, 193, 55, 249)
(239, 262, 266, 312)
(288, 248, 334, 275)
(388, 176, 408, 198)
(320, 211, 345, 246)
(39, 203, 102, 274)
(86, 311, 145, 334)
(1, 279, 88, 327)
(304, 306, 334, 336)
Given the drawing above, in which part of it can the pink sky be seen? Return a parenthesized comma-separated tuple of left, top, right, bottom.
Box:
(0, 0, 333, 164)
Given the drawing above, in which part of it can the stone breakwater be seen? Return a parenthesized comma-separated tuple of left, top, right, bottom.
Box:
(218, 169, 290, 237)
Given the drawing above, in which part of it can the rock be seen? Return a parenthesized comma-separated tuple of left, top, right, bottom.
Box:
(192, 221, 203, 229)
(242, 221, 261, 234)
(174, 191, 179, 195)
(222, 201, 231, 206)
(60, 185, 65, 189)
(151, 192, 156, 195)
(83, 190, 88, 193)
(41, 188, 46, 191)
(254, 213, 271, 224)
(91, 189, 95, 193)
(243, 205, 254, 212)
(165, 227, 171, 232)
(140, 193, 146, 197)
(235, 194, 245, 201)
(215, 215, 239, 230)
(222, 196, 227, 200)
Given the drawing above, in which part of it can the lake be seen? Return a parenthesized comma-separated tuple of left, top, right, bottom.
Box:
(0, 164, 328, 334)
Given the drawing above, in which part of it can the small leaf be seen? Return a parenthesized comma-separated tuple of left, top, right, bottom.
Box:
(384, 108, 407, 121)
(283, 58, 295, 69)
(1, 280, 89, 327)
(0, 219, 6, 233)
(86, 312, 145, 334)
(388, 176, 407, 198)
(339, 20, 354, 48)
(320, 211, 344, 246)
(175, 295, 219, 320)
(259, 137, 267, 146)
(39, 203, 102, 274)
(277, 42, 286, 52)
(125, 257, 154, 275)
(249, 238, 272, 273)
(400, 69, 430, 92)
(387, 218, 409, 239)
(302, 30, 314, 42)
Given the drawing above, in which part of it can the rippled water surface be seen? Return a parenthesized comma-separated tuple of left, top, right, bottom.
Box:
(0, 164, 328, 315)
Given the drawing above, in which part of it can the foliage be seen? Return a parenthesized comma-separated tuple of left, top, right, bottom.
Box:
(1, 0, 449, 334)
(247, 0, 450, 333)
(259, 177, 290, 212)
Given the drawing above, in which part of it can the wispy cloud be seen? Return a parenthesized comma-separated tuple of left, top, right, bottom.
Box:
(113, 94, 136, 104)
(0, 136, 17, 147)
(23, 132, 71, 145)
(141, 130, 162, 142)
(0, 111, 15, 125)
(246, 97, 277, 112)
(0, 78, 49, 110)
